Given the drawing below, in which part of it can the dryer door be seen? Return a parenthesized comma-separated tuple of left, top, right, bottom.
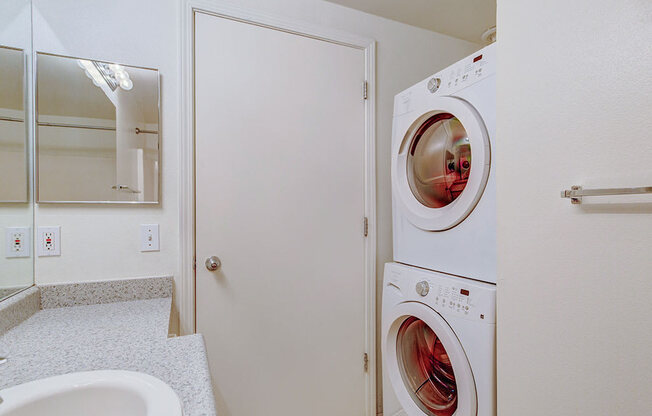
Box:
(384, 302, 477, 416)
(392, 96, 490, 231)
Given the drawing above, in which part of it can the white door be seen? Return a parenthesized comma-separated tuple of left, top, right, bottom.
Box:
(194, 12, 368, 416)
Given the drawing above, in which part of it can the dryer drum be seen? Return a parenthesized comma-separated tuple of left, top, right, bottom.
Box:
(407, 113, 471, 209)
(396, 316, 458, 416)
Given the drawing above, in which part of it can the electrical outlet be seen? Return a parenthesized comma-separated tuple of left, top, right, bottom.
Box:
(140, 224, 159, 252)
(37, 226, 61, 257)
(5, 227, 31, 258)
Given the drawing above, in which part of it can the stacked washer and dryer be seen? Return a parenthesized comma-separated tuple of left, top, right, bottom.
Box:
(383, 44, 496, 416)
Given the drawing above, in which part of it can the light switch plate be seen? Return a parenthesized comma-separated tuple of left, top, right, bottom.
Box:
(37, 226, 61, 257)
(140, 224, 160, 252)
(5, 227, 31, 258)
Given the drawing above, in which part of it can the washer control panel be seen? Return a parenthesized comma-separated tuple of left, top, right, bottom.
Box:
(417, 276, 495, 323)
(431, 282, 474, 315)
(384, 262, 496, 323)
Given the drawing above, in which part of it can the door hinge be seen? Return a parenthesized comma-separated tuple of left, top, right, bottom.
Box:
(363, 81, 368, 100)
(363, 217, 368, 237)
(364, 353, 369, 372)
(192, 256, 196, 271)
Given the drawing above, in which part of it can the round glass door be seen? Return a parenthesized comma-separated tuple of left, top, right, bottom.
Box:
(391, 96, 490, 231)
(397, 317, 458, 416)
(407, 113, 471, 209)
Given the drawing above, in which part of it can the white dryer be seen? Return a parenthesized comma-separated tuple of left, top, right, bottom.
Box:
(382, 262, 495, 416)
(391, 44, 496, 283)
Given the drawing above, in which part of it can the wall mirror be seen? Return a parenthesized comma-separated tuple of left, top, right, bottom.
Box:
(0, 0, 34, 301)
(36, 53, 160, 203)
(0, 46, 27, 203)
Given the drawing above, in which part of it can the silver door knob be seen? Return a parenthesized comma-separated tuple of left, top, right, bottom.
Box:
(205, 256, 222, 271)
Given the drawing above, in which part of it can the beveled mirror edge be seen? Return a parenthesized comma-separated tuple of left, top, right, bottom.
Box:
(0, 284, 32, 303)
(34, 51, 162, 205)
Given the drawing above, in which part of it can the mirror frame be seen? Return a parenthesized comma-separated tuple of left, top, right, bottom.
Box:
(0, 44, 29, 203)
(34, 51, 161, 205)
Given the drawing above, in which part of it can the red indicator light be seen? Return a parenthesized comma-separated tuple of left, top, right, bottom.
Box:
(473, 54, 483, 63)
(460, 289, 470, 296)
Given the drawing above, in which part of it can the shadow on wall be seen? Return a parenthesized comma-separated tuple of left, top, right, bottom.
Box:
(579, 202, 652, 214)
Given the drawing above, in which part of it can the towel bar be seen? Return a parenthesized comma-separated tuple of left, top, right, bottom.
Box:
(561, 185, 652, 204)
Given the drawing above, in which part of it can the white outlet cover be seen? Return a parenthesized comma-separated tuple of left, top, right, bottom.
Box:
(140, 224, 160, 252)
(37, 226, 61, 257)
(5, 227, 31, 258)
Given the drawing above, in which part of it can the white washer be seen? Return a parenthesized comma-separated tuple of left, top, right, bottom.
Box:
(382, 262, 495, 416)
(391, 44, 496, 283)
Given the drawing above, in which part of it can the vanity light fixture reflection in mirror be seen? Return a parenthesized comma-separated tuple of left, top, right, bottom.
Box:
(36, 53, 160, 203)
(0, 46, 28, 203)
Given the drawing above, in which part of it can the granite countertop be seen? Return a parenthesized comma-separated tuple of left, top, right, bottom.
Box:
(0, 290, 216, 416)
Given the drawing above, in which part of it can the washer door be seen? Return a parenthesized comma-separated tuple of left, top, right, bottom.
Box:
(392, 97, 490, 231)
(385, 302, 477, 416)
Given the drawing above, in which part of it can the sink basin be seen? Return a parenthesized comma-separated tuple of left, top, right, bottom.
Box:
(0, 370, 183, 416)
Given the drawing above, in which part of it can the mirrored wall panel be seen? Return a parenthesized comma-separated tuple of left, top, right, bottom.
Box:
(36, 53, 160, 203)
(0, 0, 33, 301)
(0, 46, 27, 202)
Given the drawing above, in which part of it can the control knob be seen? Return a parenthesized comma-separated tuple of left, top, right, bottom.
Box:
(427, 77, 441, 93)
(416, 281, 430, 297)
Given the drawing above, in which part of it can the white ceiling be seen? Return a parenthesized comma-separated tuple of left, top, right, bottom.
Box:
(324, 0, 495, 43)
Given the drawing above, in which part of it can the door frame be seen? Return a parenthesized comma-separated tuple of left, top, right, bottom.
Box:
(178, 1, 377, 414)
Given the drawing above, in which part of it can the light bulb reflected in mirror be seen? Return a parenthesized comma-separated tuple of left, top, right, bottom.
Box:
(114, 71, 128, 81)
(119, 78, 133, 90)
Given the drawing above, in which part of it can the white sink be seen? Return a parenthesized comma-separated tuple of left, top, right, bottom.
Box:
(0, 370, 183, 416)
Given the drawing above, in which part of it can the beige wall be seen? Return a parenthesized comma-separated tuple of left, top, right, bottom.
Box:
(497, 1, 652, 415)
(32, 0, 180, 287)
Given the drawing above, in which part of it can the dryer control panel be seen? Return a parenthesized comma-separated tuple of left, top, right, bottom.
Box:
(393, 43, 496, 117)
(432, 44, 496, 97)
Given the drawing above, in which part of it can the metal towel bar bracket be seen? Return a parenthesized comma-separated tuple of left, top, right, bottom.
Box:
(561, 185, 652, 204)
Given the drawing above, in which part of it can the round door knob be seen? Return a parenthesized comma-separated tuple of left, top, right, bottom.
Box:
(416, 281, 430, 297)
(205, 256, 221, 271)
